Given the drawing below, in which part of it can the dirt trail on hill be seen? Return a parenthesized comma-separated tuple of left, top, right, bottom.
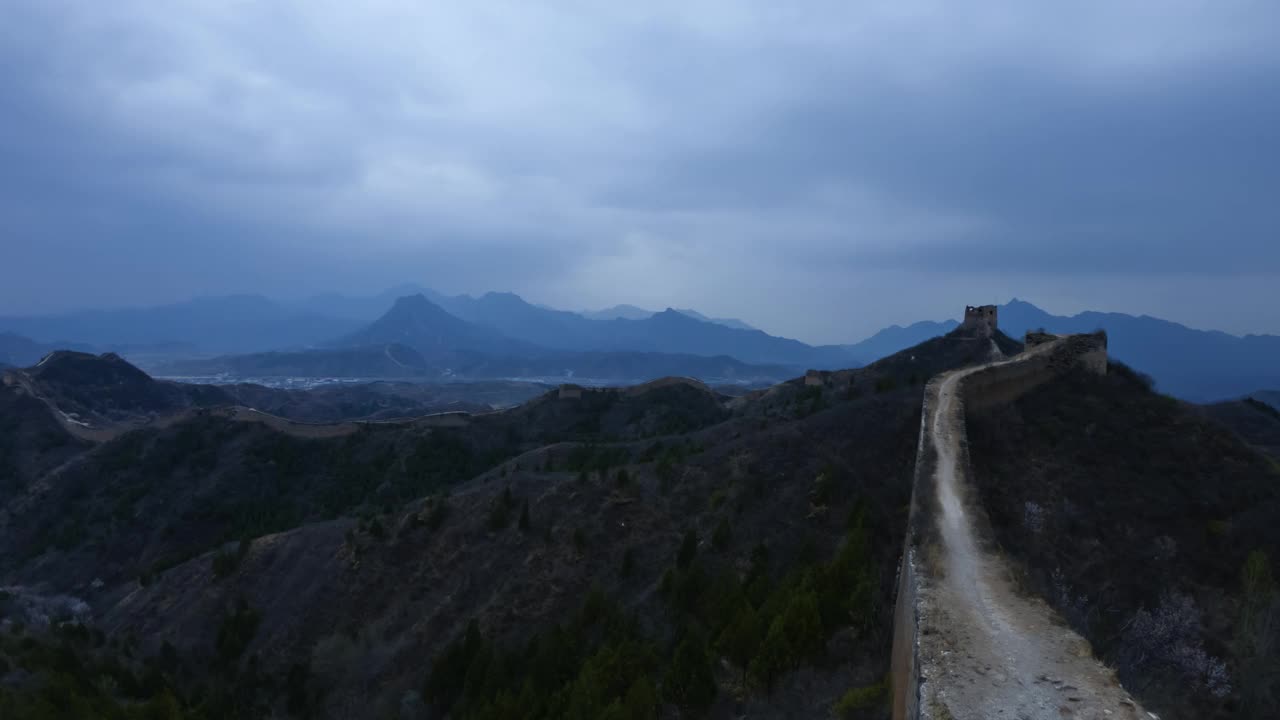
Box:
(916, 356, 1147, 719)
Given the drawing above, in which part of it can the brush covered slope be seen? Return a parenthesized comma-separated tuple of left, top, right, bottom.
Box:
(966, 364, 1280, 719)
(4, 350, 548, 431)
(0, 326, 1071, 719)
(1201, 394, 1280, 461)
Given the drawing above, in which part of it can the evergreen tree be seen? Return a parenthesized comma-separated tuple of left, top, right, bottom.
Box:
(749, 617, 789, 693)
(663, 638, 716, 715)
(711, 517, 731, 551)
(623, 675, 657, 720)
(717, 603, 762, 685)
(677, 529, 698, 570)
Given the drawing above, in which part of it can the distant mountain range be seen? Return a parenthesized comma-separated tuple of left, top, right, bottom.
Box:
(363, 291, 816, 365)
(581, 303, 756, 330)
(841, 320, 961, 365)
(5, 289, 1279, 399)
(0, 296, 360, 355)
(159, 294, 797, 383)
(0, 332, 94, 367)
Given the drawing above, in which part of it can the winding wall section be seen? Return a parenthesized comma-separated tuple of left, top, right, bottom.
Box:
(891, 333, 1147, 719)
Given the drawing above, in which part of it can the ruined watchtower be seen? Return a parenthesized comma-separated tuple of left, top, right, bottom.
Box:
(962, 305, 998, 338)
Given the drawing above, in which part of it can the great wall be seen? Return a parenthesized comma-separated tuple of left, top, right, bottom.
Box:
(891, 307, 1147, 719)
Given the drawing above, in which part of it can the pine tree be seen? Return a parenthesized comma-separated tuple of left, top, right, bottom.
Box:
(711, 517, 731, 551)
(718, 603, 762, 685)
(623, 675, 657, 720)
(663, 638, 716, 714)
(677, 529, 698, 570)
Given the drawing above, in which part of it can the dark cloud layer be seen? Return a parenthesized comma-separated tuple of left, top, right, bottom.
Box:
(1, 2, 1278, 342)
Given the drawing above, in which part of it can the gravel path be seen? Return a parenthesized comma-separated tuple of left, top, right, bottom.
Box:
(915, 354, 1150, 720)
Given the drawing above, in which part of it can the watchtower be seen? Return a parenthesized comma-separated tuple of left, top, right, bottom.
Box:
(962, 305, 998, 338)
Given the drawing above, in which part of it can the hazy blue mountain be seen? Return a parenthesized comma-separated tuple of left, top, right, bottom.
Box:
(590, 308, 844, 366)
(580, 303, 756, 330)
(308, 294, 803, 382)
(293, 283, 449, 322)
(428, 291, 850, 367)
(336, 294, 531, 358)
(672, 308, 757, 331)
(0, 296, 358, 354)
(0, 332, 94, 367)
(431, 292, 595, 349)
(581, 304, 656, 321)
(842, 320, 961, 364)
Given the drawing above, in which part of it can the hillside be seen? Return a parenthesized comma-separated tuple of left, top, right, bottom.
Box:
(0, 325, 1008, 718)
(1252, 390, 1280, 411)
(4, 323, 1274, 719)
(156, 343, 441, 380)
(2, 351, 550, 435)
(966, 364, 1280, 718)
(1202, 395, 1280, 460)
(164, 343, 798, 384)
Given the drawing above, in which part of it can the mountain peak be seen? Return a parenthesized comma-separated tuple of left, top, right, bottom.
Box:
(388, 293, 445, 313)
(29, 349, 153, 387)
(339, 293, 527, 356)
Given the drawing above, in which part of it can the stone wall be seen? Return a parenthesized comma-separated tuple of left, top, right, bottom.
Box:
(963, 332, 1106, 412)
(962, 305, 999, 338)
(889, 332, 1108, 719)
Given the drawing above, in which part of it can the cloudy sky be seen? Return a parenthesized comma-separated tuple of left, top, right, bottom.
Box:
(2, 1, 1278, 344)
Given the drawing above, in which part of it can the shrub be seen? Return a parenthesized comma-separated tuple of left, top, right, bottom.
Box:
(833, 679, 887, 717)
(711, 518, 731, 552)
(216, 598, 261, 668)
(518, 500, 531, 533)
(212, 548, 238, 579)
(621, 548, 636, 578)
(1117, 592, 1230, 698)
(489, 487, 515, 531)
(425, 496, 450, 531)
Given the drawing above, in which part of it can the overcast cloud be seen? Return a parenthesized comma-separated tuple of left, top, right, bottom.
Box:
(2, 1, 1278, 343)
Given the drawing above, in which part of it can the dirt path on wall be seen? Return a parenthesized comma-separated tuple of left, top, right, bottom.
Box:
(917, 355, 1147, 720)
